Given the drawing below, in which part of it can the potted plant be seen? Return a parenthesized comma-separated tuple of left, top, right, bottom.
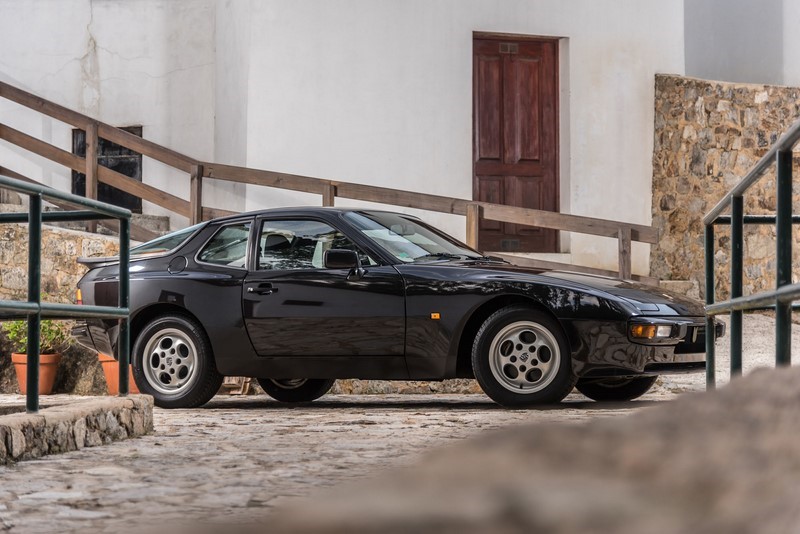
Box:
(98, 353, 139, 395)
(1, 319, 71, 395)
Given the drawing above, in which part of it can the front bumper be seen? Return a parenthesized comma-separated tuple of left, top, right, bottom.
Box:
(571, 317, 723, 379)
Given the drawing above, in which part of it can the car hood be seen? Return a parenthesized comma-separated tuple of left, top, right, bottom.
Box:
(538, 270, 704, 315)
(441, 261, 706, 316)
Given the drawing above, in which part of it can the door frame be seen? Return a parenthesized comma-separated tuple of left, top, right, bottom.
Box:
(472, 31, 564, 252)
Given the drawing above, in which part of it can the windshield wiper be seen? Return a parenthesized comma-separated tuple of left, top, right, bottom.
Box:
(475, 255, 508, 263)
(414, 253, 481, 262)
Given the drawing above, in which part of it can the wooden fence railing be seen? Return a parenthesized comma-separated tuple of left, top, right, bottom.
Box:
(0, 80, 658, 283)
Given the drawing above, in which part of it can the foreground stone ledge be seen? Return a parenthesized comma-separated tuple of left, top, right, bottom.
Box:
(266, 367, 800, 533)
(0, 395, 153, 464)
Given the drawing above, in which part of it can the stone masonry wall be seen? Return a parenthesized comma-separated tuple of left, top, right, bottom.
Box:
(0, 223, 119, 395)
(0, 223, 119, 304)
(651, 75, 800, 300)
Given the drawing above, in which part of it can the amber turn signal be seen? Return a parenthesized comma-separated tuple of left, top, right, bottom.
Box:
(76, 288, 83, 305)
(430, 312, 441, 320)
(630, 324, 673, 339)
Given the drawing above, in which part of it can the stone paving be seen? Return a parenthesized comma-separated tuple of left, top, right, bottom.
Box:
(0, 391, 663, 533)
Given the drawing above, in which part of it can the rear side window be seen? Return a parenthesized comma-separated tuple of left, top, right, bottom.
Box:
(197, 222, 251, 268)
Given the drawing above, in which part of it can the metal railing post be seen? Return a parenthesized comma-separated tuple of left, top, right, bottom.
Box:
(0, 176, 132, 405)
(705, 223, 716, 389)
(118, 217, 131, 396)
(730, 195, 744, 377)
(25, 194, 42, 413)
(776, 150, 793, 366)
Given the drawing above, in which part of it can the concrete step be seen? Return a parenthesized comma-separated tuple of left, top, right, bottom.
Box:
(0, 203, 171, 237)
(0, 189, 22, 205)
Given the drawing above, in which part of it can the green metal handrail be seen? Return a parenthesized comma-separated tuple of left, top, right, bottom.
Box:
(703, 119, 800, 389)
(0, 175, 131, 413)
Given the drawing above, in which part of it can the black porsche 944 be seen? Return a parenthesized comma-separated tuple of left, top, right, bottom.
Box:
(72, 208, 722, 408)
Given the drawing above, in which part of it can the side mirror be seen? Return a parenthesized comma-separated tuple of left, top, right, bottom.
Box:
(324, 249, 360, 269)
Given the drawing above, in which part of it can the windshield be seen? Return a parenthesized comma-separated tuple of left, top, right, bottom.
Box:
(130, 223, 204, 255)
(344, 212, 481, 263)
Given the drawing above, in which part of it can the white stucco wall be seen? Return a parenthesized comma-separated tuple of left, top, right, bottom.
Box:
(684, 0, 783, 85)
(0, 0, 217, 228)
(240, 0, 685, 274)
(783, 0, 800, 86)
(210, 0, 250, 211)
(0, 0, 685, 275)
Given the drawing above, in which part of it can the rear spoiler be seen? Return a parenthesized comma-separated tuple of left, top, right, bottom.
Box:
(77, 256, 120, 268)
(77, 253, 154, 268)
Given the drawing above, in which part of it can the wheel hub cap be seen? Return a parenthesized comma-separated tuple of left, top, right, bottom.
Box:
(142, 328, 199, 396)
(488, 321, 561, 394)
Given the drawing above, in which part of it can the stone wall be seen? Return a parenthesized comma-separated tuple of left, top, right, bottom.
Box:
(651, 75, 800, 299)
(0, 222, 119, 304)
(0, 223, 119, 395)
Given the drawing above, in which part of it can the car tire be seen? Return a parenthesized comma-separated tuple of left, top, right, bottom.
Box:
(132, 314, 223, 409)
(575, 376, 658, 402)
(472, 305, 576, 407)
(257, 378, 336, 403)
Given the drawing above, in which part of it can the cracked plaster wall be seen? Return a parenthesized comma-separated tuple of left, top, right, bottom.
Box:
(2, 1, 686, 277)
(241, 0, 685, 275)
(0, 0, 244, 230)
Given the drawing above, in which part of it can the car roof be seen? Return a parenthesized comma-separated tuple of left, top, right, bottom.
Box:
(209, 207, 421, 224)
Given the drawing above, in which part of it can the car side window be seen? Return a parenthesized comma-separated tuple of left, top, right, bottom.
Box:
(197, 222, 251, 268)
(258, 219, 375, 270)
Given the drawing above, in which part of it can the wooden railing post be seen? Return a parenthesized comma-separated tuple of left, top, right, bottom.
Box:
(466, 202, 482, 250)
(190, 164, 204, 225)
(85, 122, 98, 232)
(322, 182, 336, 207)
(618, 227, 632, 280)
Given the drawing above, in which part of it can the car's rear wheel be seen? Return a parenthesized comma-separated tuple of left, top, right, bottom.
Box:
(472, 305, 575, 407)
(257, 378, 335, 403)
(132, 314, 223, 408)
(576, 376, 658, 402)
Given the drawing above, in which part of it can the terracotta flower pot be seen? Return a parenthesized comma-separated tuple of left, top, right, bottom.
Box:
(11, 352, 61, 395)
(98, 353, 139, 395)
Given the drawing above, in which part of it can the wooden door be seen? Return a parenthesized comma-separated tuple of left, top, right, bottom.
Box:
(473, 35, 559, 252)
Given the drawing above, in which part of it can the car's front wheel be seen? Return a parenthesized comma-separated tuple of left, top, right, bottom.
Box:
(472, 305, 575, 407)
(257, 378, 335, 403)
(576, 376, 658, 402)
(132, 314, 223, 408)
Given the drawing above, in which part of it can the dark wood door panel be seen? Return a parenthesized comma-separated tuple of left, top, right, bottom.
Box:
(473, 35, 559, 253)
(474, 161, 543, 176)
(475, 55, 502, 161)
(516, 57, 542, 163)
(476, 175, 503, 232)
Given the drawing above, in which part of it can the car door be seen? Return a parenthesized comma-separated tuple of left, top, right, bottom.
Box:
(242, 217, 405, 357)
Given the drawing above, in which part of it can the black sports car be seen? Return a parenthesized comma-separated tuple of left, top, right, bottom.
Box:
(73, 208, 720, 408)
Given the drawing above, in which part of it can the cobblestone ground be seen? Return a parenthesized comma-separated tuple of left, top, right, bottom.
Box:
(0, 391, 661, 533)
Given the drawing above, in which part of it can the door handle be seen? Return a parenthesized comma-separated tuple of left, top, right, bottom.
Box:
(247, 283, 278, 295)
